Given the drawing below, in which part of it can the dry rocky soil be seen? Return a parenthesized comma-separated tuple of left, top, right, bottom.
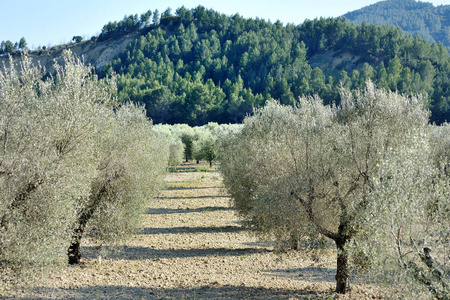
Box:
(2, 162, 382, 299)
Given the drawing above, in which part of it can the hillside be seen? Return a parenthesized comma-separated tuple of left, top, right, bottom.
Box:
(344, 0, 450, 49)
(2, 5, 450, 125)
(101, 8, 450, 125)
(0, 33, 140, 72)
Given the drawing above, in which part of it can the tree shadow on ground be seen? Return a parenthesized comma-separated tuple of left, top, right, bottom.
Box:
(165, 186, 220, 190)
(146, 206, 233, 215)
(81, 246, 271, 260)
(265, 267, 336, 283)
(157, 195, 230, 200)
(14, 284, 321, 300)
(168, 167, 218, 173)
(140, 225, 244, 235)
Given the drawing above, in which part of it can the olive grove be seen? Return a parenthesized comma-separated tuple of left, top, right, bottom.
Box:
(153, 123, 242, 168)
(0, 51, 168, 282)
(219, 82, 448, 297)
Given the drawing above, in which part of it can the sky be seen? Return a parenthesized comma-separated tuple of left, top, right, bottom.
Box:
(1, 0, 449, 49)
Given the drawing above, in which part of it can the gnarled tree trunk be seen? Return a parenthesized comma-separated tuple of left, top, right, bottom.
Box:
(335, 237, 349, 294)
(68, 203, 96, 265)
(68, 180, 111, 264)
(290, 232, 299, 250)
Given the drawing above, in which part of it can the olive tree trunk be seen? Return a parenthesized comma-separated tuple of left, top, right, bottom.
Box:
(67, 202, 96, 265)
(335, 237, 349, 294)
(68, 180, 111, 264)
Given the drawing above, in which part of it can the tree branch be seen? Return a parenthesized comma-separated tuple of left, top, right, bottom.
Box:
(0, 177, 44, 230)
(291, 191, 339, 241)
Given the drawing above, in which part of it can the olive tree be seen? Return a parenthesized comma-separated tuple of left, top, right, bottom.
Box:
(218, 103, 306, 248)
(167, 140, 185, 167)
(0, 51, 168, 285)
(0, 52, 111, 279)
(352, 123, 449, 299)
(68, 103, 168, 264)
(193, 131, 217, 167)
(219, 82, 430, 294)
(162, 124, 197, 163)
(350, 123, 448, 299)
(211, 123, 243, 139)
(152, 124, 185, 167)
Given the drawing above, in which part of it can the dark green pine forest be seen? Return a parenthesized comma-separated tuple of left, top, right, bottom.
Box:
(344, 0, 450, 50)
(96, 5, 450, 125)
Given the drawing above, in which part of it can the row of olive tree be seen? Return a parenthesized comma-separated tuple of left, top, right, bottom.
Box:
(0, 51, 168, 283)
(218, 82, 448, 298)
(153, 123, 242, 167)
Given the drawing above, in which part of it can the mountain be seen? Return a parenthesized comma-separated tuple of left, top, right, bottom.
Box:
(2, 5, 450, 125)
(344, 0, 450, 50)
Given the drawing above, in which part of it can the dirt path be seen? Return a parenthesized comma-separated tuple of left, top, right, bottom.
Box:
(4, 163, 380, 299)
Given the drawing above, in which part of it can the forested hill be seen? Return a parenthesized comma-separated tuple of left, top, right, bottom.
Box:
(98, 6, 450, 125)
(3, 5, 450, 125)
(344, 0, 450, 50)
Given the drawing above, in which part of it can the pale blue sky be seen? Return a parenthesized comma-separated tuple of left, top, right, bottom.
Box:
(1, 0, 449, 49)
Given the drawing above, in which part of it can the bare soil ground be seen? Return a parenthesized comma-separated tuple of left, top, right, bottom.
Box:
(2, 162, 382, 299)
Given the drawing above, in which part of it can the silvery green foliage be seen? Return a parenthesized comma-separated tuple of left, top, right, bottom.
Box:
(0, 51, 168, 283)
(86, 103, 168, 248)
(219, 81, 436, 294)
(153, 124, 185, 166)
(343, 88, 448, 299)
(193, 131, 217, 166)
(211, 123, 243, 140)
(353, 126, 449, 299)
(168, 140, 185, 167)
(0, 51, 113, 278)
(159, 124, 198, 162)
(153, 123, 242, 166)
(220, 97, 336, 245)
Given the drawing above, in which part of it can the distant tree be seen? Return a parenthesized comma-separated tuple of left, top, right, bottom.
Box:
(193, 131, 217, 166)
(18, 37, 27, 51)
(140, 10, 152, 27)
(162, 7, 172, 18)
(140, 86, 173, 124)
(180, 131, 196, 162)
(387, 55, 403, 89)
(72, 36, 83, 43)
(152, 9, 160, 25)
(3, 40, 14, 53)
(167, 140, 185, 166)
(175, 6, 193, 23)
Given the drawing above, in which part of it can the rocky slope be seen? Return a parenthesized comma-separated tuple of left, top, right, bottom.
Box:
(1, 33, 139, 72)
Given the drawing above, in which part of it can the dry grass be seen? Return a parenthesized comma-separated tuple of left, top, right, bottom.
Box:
(1, 162, 382, 299)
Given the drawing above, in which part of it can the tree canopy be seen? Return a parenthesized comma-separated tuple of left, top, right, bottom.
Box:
(0, 51, 168, 282)
(218, 82, 449, 297)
